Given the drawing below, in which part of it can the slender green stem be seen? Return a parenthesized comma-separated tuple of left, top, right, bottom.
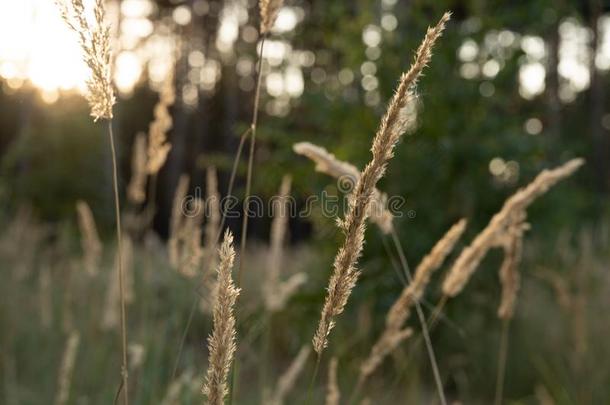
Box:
(390, 228, 446, 405)
(107, 120, 129, 405)
(494, 318, 511, 405)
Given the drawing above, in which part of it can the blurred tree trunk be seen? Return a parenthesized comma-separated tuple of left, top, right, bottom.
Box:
(545, 18, 561, 161)
(588, 0, 610, 193)
(161, 40, 189, 235)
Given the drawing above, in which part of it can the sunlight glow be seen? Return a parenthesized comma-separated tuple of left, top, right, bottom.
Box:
(0, 0, 154, 100)
(0, 0, 90, 93)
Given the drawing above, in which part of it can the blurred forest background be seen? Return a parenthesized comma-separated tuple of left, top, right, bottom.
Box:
(1, 0, 610, 404)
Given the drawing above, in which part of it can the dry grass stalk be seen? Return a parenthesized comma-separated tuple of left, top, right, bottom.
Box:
(200, 167, 222, 307)
(442, 158, 584, 298)
(325, 357, 340, 405)
(359, 219, 466, 382)
(181, 199, 205, 277)
(387, 219, 467, 328)
(128, 343, 146, 371)
(127, 132, 148, 204)
(312, 12, 450, 355)
(359, 328, 413, 385)
(267, 346, 311, 405)
(76, 200, 103, 276)
(146, 66, 175, 175)
(202, 230, 240, 405)
(204, 166, 221, 270)
(162, 369, 195, 405)
(178, 198, 205, 277)
(55, 0, 115, 120)
(168, 175, 190, 269)
(534, 385, 555, 405)
(497, 219, 526, 319)
(260, 0, 284, 34)
(54, 331, 81, 405)
(199, 167, 222, 313)
(55, 2, 128, 401)
(293, 142, 394, 234)
(264, 176, 307, 311)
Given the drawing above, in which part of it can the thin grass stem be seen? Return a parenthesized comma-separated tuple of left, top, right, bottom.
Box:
(390, 228, 446, 405)
(238, 35, 267, 286)
(107, 120, 129, 405)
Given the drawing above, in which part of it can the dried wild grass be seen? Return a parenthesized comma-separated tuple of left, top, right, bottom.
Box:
(293, 142, 394, 234)
(178, 198, 205, 277)
(325, 357, 340, 405)
(239, 0, 286, 284)
(497, 219, 526, 319)
(127, 132, 148, 204)
(146, 66, 175, 175)
(264, 175, 307, 312)
(260, 0, 284, 34)
(442, 158, 584, 298)
(55, 1, 129, 401)
(359, 219, 466, 383)
(266, 346, 311, 405)
(205, 166, 221, 270)
(54, 331, 80, 405)
(168, 174, 205, 276)
(55, 0, 115, 121)
(202, 230, 240, 405)
(312, 12, 450, 355)
(387, 219, 467, 328)
(76, 200, 102, 276)
(162, 369, 194, 405)
(200, 167, 222, 313)
(169, 175, 190, 266)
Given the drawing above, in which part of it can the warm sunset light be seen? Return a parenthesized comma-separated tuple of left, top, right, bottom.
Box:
(2, 2, 610, 405)
(0, 0, 157, 100)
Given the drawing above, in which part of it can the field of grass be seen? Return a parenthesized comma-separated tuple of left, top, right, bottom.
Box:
(2, 1, 610, 405)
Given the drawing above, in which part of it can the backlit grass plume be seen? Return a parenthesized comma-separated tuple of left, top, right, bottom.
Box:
(55, 0, 114, 121)
(146, 66, 175, 175)
(497, 218, 526, 319)
(75, 200, 102, 275)
(168, 174, 197, 273)
(293, 142, 394, 234)
(127, 132, 148, 204)
(359, 219, 466, 383)
(325, 357, 340, 405)
(54, 331, 80, 405)
(264, 175, 307, 312)
(267, 345, 311, 405)
(312, 12, 451, 355)
(260, 0, 284, 34)
(442, 158, 584, 298)
(203, 230, 240, 405)
(55, 2, 128, 401)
